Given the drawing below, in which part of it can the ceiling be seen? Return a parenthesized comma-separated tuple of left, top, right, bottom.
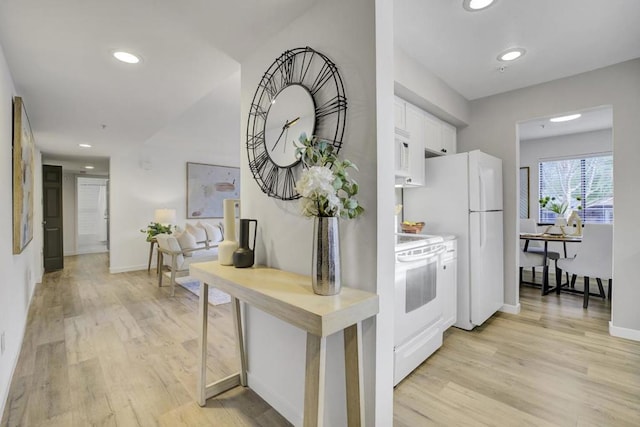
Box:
(0, 0, 638, 167)
(518, 106, 613, 141)
(395, 0, 640, 101)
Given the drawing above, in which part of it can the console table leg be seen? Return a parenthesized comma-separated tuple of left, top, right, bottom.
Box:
(231, 297, 247, 386)
(304, 333, 326, 427)
(197, 281, 209, 406)
(344, 323, 364, 426)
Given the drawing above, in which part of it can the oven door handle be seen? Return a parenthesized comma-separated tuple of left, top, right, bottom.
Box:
(397, 246, 445, 263)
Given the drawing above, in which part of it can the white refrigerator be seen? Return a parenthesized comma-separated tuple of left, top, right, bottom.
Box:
(404, 150, 504, 330)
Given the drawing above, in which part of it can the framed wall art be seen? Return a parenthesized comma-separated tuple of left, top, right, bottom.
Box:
(187, 162, 240, 218)
(519, 166, 530, 219)
(12, 96, 35, 254)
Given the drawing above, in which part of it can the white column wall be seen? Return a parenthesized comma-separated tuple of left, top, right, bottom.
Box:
(239, 0, 391, 425)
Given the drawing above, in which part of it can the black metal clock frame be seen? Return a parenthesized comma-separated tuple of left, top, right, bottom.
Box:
(246, 46, 347, 200)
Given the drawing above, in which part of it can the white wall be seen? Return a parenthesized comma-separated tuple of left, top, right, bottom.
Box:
(0, 44, 43, 416)
(459, 59, 640, 336)
(394, 47, 470, 127)
(109, 146, 239, 273)
(520, 128, 613, 222)
(239, 0, 391, 425)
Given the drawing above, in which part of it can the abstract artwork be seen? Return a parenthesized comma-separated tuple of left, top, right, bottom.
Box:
(187, 162, 240, 218)
(12, 96, 35, 254)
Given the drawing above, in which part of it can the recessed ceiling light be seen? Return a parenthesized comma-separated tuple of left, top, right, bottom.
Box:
(79, 143, 92, 148)
(84, 165, 95, 170)
(463, 0, 496, 11)
(113, 51, 141, 64)
(550, 114, 582, 123)
(497, 47, 526, 62)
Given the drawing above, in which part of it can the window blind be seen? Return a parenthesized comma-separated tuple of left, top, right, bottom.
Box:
(538, 154, 613, 224)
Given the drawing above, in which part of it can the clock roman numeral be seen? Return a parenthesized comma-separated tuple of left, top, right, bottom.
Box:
(297, 48, 316, 84)
(249, 103, 268, 121)
(309, 61, 336, 96)
(282, 168, 297, 200)
(247, 129, 265, 149)
(249, 150, 270, 177)
(315, 95, 347, 118)
(277, 50, 297, 86)
(263, 164, 280, 197)
(258, 73, 279, 103)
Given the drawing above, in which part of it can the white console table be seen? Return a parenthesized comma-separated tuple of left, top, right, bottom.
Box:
(189, 261, 379, 427)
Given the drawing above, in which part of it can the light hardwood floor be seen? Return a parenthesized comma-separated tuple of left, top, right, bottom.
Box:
(1, 254, 291, 427)
(394, 273, 640, 426)
(3, 257, 640, 426)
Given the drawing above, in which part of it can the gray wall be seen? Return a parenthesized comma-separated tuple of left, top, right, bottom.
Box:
(459, 59, 640, 334)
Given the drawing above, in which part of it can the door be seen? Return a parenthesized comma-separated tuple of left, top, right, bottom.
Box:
(43, 165, 64, 271)
(469, 150, 503, 212)
(469, 211, 504, 326)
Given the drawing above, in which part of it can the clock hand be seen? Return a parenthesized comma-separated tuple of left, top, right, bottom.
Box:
(271, 117, 301, 151)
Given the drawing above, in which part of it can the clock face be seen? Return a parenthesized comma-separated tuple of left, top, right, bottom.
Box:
(247, 47, 347, 200)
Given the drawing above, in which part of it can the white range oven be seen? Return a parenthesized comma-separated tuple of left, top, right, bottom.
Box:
(394, 233, 445, 385)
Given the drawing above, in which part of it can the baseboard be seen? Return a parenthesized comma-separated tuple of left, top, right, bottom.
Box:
(499, 303, 521, 315)
(64, 251, 77, 256)
(609, 321, 640, 342)
(109, 264, 147, 274)
(247, 372, 302, 426)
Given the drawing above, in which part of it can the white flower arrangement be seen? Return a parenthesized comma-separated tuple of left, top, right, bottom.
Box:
(294, 134, 364, 219)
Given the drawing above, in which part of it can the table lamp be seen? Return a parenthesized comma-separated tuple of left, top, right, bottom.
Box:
(154, 208, 176, 226)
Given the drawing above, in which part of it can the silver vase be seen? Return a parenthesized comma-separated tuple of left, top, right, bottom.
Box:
(312, 216, 341, 295)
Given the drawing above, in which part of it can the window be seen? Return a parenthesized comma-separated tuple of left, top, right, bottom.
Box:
(538, 154, 613, 224)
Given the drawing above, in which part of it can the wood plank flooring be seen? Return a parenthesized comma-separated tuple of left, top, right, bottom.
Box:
(394, 274, 640, 426)
(3, 257, 640, 426)
(1, 254, 291, 427)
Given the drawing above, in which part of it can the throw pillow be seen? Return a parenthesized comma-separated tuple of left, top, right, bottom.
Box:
(198, 221, 223, 243)
(186, 223, 207, 244)
(175, 230, 197, 257)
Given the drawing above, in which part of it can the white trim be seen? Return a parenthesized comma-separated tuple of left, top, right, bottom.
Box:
(609, 321, 640, 342)
(246, 372, 301, 426)
(499, 303, 521, 315)
(109, 264, 147, 274)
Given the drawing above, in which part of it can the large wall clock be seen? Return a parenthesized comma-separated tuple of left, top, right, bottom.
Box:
(246, 46, 347, 200)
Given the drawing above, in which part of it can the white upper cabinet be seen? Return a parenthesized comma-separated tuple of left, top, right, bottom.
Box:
(440, 122, 457, 155)
(404, 104, 425, 186)
(394, 96, 407, 131)
(423, 112, 442, 154)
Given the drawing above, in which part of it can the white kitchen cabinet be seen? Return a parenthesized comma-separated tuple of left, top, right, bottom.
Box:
(394, 96, 406, 131)
(423, 112, 442, 154)
(441, 122, 457, 155)
(439, 239, 457, 331)
(403, 103, 425, 186)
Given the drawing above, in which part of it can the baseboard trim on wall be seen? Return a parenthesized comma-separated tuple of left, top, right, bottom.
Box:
(109, 264, 147, 274)
(499, 303, 521, 315)
(609, 321, 640, 342)
(247, 372, 302, 427)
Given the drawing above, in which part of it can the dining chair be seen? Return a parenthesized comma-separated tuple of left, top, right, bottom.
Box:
(519, 219, 560, 288)
(556, 224, 613, 308)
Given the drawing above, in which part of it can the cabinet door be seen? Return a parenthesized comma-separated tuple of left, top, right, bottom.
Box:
(405, 104, 425, 186)
(394, 97, 406, 131)
(441, 122, 457, 155)
(439, 256, 457, 331)
(423, 112, 441, 153)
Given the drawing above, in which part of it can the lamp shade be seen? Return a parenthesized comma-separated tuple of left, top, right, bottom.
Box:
(154, 208, 176, 225)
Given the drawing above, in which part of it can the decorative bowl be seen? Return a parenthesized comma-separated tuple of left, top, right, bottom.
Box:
(401, 221, 425, 234)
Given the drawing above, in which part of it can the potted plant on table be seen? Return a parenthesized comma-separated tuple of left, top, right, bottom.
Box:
(140, 222, 174, 242)
(294, 133, 364, 295)
(539, 195, 582, 234)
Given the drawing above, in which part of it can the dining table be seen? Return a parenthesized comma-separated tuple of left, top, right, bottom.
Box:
(519, 232, 582, 295)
